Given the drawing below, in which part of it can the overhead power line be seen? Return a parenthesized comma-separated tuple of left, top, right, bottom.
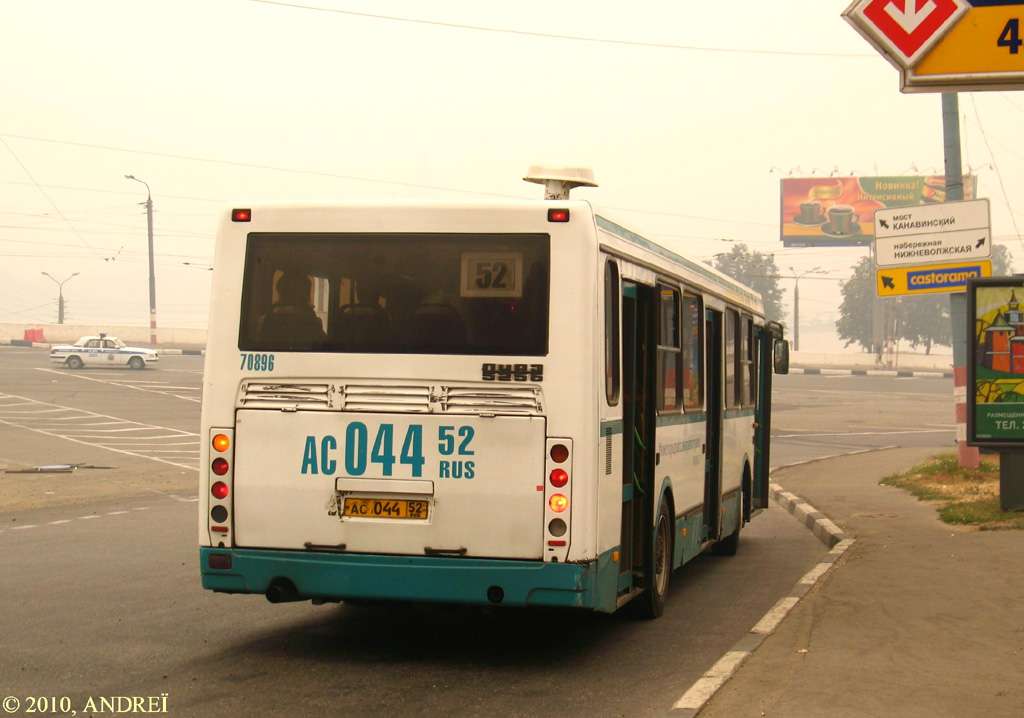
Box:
(0, 137, 113, 261)
(970, 95, 1024, 255)
(248, 0, 872, 58)
(0, 132, 519, 200)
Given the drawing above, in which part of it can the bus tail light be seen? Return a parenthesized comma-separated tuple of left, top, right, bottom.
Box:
(207, 428, 235, 547)
(544, 438, 573, 561)
(231, 208, 252, 222)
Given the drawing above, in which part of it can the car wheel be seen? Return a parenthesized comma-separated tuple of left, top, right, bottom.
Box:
(128, 357, 144, 370)
(66, 356, 84, 370)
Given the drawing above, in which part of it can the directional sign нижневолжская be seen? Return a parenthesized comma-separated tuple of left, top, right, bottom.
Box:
(873, 198, 991, 268)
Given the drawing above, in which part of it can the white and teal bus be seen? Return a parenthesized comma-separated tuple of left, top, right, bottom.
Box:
(199, 168, 788, 618)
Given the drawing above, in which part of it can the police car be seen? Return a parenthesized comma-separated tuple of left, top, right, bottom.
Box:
(50, 334, 159, 370)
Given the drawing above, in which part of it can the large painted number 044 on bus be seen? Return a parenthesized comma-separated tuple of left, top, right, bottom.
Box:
(199, 167, 789, 618)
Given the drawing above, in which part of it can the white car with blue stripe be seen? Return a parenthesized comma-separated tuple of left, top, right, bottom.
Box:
(50, 334, 159, 370)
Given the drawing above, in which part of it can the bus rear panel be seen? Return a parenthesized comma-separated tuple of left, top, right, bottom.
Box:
(200, 201, 607, 610)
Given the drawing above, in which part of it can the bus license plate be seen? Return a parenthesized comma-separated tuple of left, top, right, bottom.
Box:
(343, 497, 428, 520)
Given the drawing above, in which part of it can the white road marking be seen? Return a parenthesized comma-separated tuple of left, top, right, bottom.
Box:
(673, 651, 748, 711)
(34, 368, 201, 403)
(0, 392, 198, 471)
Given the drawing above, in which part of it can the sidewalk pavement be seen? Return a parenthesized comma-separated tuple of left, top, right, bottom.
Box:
(683, 446, 1024, 718)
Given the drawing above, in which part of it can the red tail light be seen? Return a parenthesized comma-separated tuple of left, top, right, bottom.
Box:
(212, 458, 229, 476)
(211, 481, 229, 500)
(549, 444, 569, 463)
(550, 469, 568, 488)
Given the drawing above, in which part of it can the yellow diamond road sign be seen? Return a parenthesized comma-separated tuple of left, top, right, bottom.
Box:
(876, 260, 992, 297)
(844, 0, 1024, 93)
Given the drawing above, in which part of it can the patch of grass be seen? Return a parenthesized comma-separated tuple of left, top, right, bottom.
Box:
(881, 454, 1024, 530)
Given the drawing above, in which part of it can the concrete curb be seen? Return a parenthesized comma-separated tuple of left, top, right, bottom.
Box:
(669, 476, 855, 717)
(791, 367, 951, 379)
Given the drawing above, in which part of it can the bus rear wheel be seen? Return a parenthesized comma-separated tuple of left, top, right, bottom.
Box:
(639, 499, 672, 619)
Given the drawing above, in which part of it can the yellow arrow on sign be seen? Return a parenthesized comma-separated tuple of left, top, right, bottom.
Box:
(915, 5, 1024, 76)
(876, 260, 992, 297)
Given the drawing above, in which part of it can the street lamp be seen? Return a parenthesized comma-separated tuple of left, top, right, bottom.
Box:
(125, 174, 157, 344)
(41, 271, 79, 324)
(790, 266, 827, 352)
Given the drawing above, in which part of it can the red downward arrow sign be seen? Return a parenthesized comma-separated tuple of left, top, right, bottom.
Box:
(861, 0, 961, 63)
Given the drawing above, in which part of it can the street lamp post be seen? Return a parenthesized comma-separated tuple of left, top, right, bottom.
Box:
(41, 271, 79, 324)
(789, 266, 826, 352)
(125, 174, 157, 344)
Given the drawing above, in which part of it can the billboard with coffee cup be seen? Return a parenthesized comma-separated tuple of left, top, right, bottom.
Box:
(781, 175, 976, 248)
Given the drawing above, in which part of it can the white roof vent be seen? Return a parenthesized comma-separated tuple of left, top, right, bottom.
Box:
(523, 165, 598, 200)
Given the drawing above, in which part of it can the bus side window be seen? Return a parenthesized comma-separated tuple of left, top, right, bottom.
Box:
(724, 309, 737, 409)
(656, 284, 682, 412)
(682, 292, 703, 411)
(740, 315, 754, 406)
(604, 260, 620, 405)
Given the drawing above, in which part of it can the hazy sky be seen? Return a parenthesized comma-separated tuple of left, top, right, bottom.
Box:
(2, 0, 1021, 352)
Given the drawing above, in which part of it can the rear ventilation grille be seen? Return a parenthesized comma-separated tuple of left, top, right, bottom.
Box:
(239, 381, 542, 415)
(239, 382, 333, 409)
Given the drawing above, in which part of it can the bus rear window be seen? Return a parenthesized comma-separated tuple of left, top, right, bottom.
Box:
(238, 233, 549, 355)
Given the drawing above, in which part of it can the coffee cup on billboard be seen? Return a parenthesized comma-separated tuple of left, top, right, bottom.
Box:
(827, 205, 858, 234)
(797, 200, 824, 224)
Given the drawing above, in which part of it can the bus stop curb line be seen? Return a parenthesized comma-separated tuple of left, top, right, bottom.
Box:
(668, 482, 856, 716)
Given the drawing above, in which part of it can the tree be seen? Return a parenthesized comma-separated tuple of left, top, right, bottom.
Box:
(900, 295, 951, 354)
(992, 243, 1013, 275)
(711, 244, 785, 323)
(837, 244, 1014, 353)
(836, 257, 875, 350)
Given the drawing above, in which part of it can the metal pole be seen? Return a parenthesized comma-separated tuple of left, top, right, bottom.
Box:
(793, 277, 800, 352)
(146, 192, 157, 344)
(41, 271, 78, 325)
(941, 93, 978, 468)
(125, 175, 158, 345)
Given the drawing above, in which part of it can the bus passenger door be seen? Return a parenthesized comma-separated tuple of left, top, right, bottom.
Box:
(620, 281, 654, 597)
(751, 325, 775, 513)
(703, 309, 723, 542)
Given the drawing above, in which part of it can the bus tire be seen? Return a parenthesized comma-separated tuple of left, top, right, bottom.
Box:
(639, 499, 673, 619)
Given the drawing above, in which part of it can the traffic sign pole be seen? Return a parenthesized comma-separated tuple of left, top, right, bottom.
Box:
(941, 91, 980, 468)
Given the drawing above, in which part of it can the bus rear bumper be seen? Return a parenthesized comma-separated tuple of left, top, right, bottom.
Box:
(200, 547, 615, 611)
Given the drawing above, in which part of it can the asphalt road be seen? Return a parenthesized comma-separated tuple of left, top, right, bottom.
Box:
(0, 346, 955, 717)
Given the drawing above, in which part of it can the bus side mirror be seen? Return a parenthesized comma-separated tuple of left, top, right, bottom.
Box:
(773, 339, 790, 375)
